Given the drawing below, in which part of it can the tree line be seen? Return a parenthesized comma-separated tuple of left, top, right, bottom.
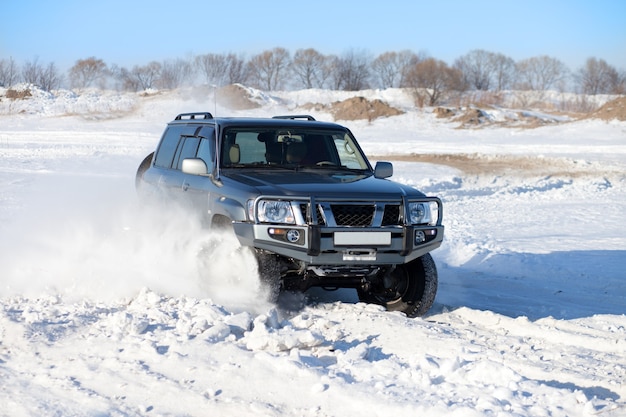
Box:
(1, 48, 624, 106)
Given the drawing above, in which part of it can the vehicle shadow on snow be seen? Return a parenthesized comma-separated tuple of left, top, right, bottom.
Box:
(276, 287, 360, 311)
(434, 249, 626, 320)
(268, 250, 624, 321)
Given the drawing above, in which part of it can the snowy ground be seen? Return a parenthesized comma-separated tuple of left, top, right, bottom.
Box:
(0, 87, 625, 416)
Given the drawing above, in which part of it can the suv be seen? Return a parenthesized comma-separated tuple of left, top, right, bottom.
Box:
(136, 113, 444, 317)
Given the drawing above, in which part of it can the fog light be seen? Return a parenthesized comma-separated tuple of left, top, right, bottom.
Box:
(415, 230, 426, 244)
(268, 228, 285, 236)
(286, 229, 301, 243)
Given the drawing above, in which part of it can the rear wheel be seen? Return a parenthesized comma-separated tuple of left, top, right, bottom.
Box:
(135, 152, 154, 198)
(358, 254, 438, 318)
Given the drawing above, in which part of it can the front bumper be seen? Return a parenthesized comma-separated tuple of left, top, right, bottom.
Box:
(232, 222, 444, 265)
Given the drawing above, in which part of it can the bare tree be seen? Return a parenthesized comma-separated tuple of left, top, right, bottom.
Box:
(39, 62, 62, 91)
(21, 58, 43, 86)
(405, 58, 463, 106)
(330, 49, 371, 91)
(609, 69, 626, 95)
(398, 50, 427, 88)
(133, 61, 162, 90)
(576, 57, 622, 95)
(371, 50, 422, 89)
(196, 53, 229, 86)
(453, 49, 515, 92)
(0, 57, 20, 87)
(224, 53, 249, 85)
(113, 62, 162, 91)
(454, 49, 496, 91)
(112, 66, 138, 91)
(68, 57, 108, 90)
(372, 51, 400, 88)
(247, 47, 291, 91)
(22, 58, 62, 91)
(157, 58, 194, 89)
(491, 52, 516, 91)
(196, 52, 249, 86)
(515, 55, 569, 91)
(292, 48, 332, 89)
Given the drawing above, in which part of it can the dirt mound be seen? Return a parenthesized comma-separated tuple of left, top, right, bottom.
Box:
(330, 96, 403, 121)
(217, 84, 260, 110)
(453, 108, 488, 126)
(436, 107, 492, 127)
(434, 107, 455, 118)
(590, 96, 626, 121)
(5, 88, 32, 99)
(372, 153, 607, 177)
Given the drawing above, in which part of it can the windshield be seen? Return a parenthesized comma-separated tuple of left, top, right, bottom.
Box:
(220, 128, 371, 170)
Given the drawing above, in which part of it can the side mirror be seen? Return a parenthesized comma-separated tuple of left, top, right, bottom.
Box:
(374, 161, 393, 179)
(181, 158, 208, 176)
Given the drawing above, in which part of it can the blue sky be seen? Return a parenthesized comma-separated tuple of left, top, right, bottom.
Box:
(1, 0, 625, 72)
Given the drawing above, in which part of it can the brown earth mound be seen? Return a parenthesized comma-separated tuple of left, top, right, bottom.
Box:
(434, 107, 455, 118)
(590, 96, 626, 121)
(217, 84, 260, 110)
(330, 96, 403, 121)
(5, 88, 32, 99)
(453, 108, 488, 126)
(371, 153, 606, 177)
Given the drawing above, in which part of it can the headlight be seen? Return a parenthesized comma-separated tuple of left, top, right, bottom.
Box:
(408, 202, 438, 225)
(253, 199, 296, 224)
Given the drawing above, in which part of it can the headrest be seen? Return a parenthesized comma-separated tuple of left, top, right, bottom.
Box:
(229, 144, 240, 164)
(286, 142, 307, 162)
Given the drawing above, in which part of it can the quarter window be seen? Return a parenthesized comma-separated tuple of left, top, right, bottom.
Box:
(154, 126, 184, 168)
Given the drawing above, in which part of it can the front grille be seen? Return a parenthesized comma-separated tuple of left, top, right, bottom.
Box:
(300, 201, 402, 227)
(331, 204, 375, 227)
(300, 203, 326, 225)
(382, 204, 401, 226)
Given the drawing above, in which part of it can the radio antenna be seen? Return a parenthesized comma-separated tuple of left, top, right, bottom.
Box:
(212, 84, 218, 117)
(213, 83, 220, 181)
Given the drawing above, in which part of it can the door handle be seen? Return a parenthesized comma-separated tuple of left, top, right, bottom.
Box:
(182, 182, 189, 191)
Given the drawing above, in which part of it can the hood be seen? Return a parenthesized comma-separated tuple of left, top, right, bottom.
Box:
(221, 168, 425, 199)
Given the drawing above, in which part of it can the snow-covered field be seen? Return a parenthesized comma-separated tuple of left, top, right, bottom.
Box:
(1, 86, 625, 416)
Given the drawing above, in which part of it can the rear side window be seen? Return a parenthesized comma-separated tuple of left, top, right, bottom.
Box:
(174, 137, 201, 169)
(154, 126, 185, 168)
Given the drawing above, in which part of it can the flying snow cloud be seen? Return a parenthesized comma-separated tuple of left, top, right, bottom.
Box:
(0, 165, 265, 311)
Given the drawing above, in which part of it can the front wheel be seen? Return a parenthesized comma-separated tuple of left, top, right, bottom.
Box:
(358, 254, 438, 318)
(255, 249, 282, 303)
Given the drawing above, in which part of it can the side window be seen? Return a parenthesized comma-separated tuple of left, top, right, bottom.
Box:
(154, 126, 184, 168)
(175, 136, 201, 170)
(197, 138, 214, 170)
(334, 135, 366, 169)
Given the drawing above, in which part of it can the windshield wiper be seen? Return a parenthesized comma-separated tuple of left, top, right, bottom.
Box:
(223, 162, 294, 169)
(306, 164, 368, 173)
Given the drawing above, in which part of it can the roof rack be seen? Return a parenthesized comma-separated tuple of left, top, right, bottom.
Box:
(272, 115, 316, 121)
(174, 112, 214, 120)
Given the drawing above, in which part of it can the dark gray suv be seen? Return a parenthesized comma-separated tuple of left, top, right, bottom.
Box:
(136, 113, 444, 317)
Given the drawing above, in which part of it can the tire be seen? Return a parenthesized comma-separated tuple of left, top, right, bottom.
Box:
(255, 249, 282, 303)
(358, 254, 438, 318)
(135, 152, 154, 197)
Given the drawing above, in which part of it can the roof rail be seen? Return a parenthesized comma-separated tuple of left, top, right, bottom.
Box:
(272, 115, 316, 121)
(174, 112, 214, 120)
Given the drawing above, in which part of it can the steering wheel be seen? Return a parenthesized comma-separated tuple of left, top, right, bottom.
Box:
(316, 161, 335, 166)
